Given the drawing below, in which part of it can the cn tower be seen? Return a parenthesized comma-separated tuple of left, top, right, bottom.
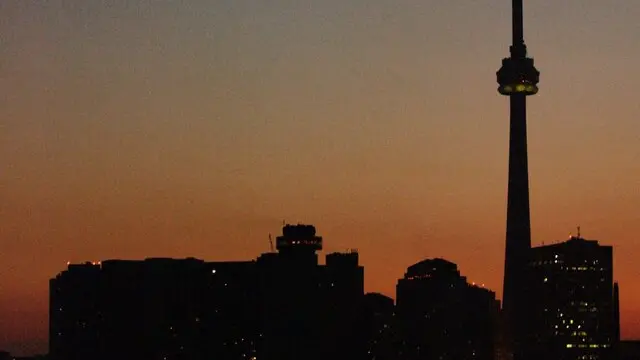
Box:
(497, 0, 539, 357)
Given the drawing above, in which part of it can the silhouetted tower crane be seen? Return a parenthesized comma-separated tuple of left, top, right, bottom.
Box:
(268, 233, 274, 253)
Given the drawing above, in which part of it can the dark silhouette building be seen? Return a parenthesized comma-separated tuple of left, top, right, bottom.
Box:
(361, 293, 397, 360)
(528, 235, 618, 360)
(620, 341, 640, 360)
(496, 0, 540, 358)
(395, 258, 499, 360)
(49, 262, 102, 360)
(49, 224, 364, 360)
(614, 282, 621, 358)
(50, 258, 257, 360)
(0, 351, 48, 360)
(0, 353, 47, 360)
(257, 225, 364, 360)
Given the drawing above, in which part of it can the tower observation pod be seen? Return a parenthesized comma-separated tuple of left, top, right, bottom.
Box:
(497, 0, 540, 96)
(497, 56, 539, 95)
(275, 224, 323, 266)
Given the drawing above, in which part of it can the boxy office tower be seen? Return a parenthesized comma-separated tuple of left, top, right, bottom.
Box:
(527, 235, 619, 360)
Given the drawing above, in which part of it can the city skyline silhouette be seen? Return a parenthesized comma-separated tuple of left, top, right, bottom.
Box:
(2, 0, 640, 356)
(44, 224, 619, 360)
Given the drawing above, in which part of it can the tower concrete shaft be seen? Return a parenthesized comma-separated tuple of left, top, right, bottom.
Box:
(503, 94, 531, 315)
(497, 0, 539, 358)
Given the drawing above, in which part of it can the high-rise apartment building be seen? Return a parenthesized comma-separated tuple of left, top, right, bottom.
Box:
(528, 235, 618, 360)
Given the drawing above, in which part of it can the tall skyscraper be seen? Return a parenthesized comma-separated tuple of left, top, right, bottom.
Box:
(496, 0, 540, 357)
(528, 235, 618, 360)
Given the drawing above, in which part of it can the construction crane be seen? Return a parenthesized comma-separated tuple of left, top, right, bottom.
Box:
(268, 233, 274, 252)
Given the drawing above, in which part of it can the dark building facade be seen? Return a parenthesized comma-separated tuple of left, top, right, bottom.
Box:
(256, 225, 365, 360)
(50, 224, 364, 360)
(0, 353, 47, 360)
(362, 293, 397, 360)
(528, 235, 618, 360)
(395, 258, 499, 360)
(620, 341, 640, 360)
(50, 258, 257, 360)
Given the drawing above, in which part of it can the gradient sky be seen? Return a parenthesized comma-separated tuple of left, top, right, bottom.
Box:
(2, 0, 640, 355)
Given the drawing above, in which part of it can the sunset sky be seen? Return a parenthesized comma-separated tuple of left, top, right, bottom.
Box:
(2, 0, 640, 355)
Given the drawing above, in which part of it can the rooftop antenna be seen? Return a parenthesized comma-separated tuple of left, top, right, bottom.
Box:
(268, 233, 274, 252)
(577, 226, 581, 238)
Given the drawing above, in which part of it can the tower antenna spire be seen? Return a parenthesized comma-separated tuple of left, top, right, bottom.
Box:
(513, 0, 524, 44)
(510, 0, 528, 59)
